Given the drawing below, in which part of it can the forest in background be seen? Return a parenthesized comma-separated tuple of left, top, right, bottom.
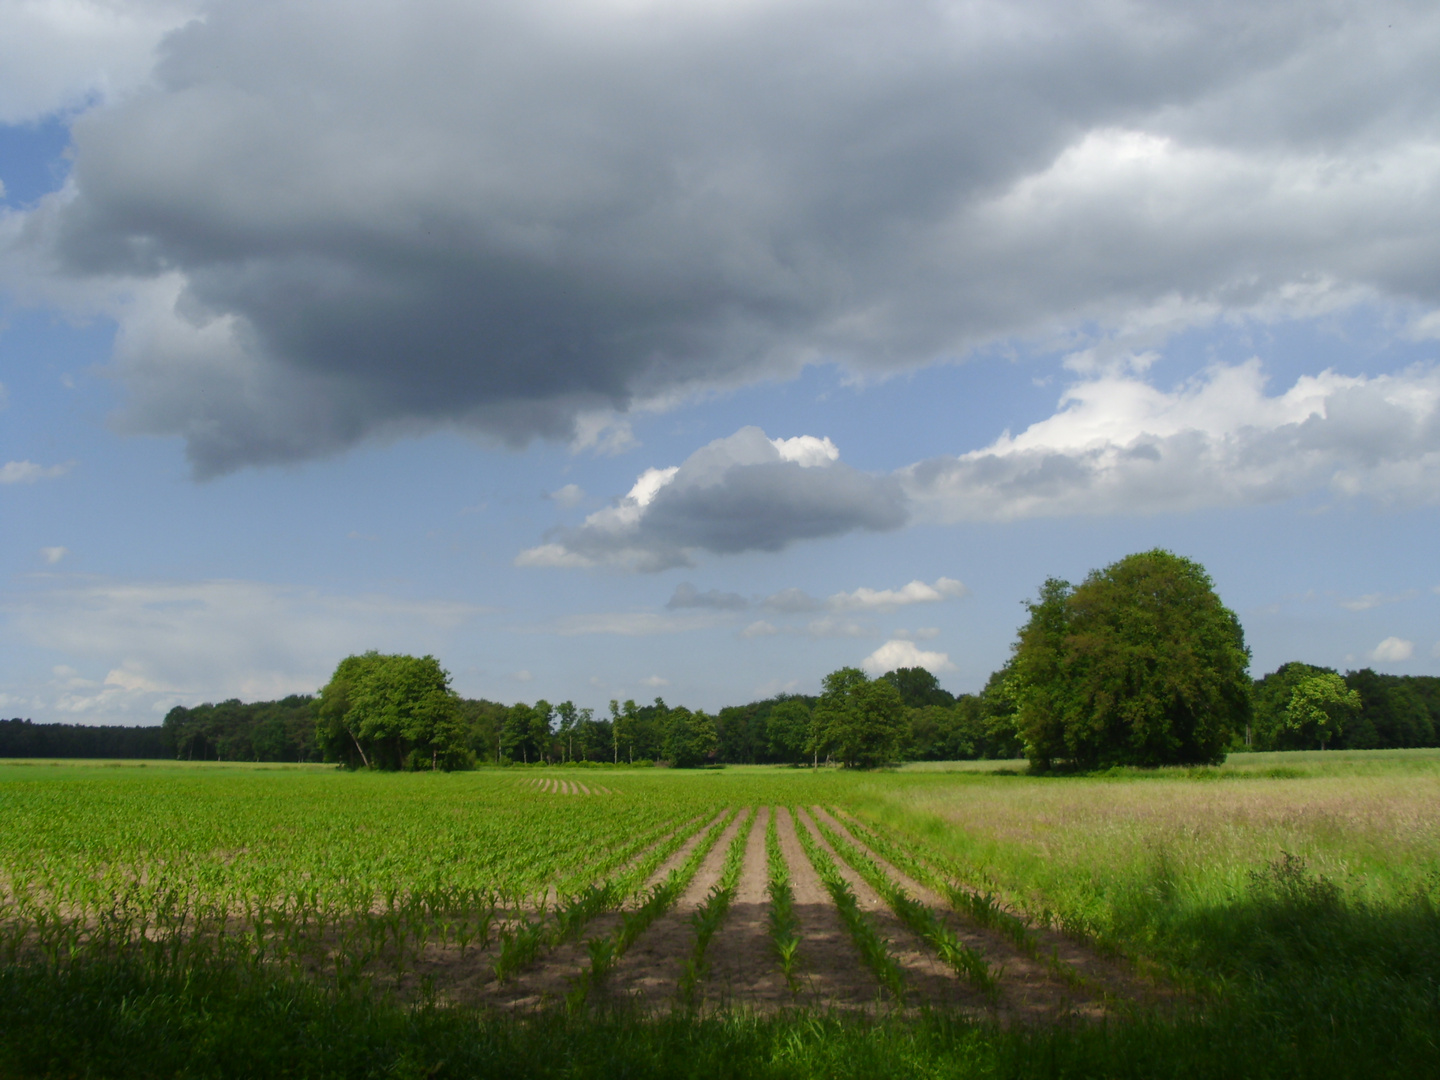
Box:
(3, 663, 1438, 765)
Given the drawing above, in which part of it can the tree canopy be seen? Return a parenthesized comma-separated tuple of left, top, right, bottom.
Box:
(813, 666, 905, 768)
(1009, 549, 1251, 770)
(315, 652, 469, 770)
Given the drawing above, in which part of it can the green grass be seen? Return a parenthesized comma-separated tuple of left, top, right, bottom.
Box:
(2, 755, 1438, 1076)
(2, 952, 1436, 1079)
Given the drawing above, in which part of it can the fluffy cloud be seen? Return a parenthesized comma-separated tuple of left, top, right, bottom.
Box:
(517, 427, 904, 570)
(8, 0, 1440, 472)
(1, 577, 487, 719)
(828, 578, 968, 612)
(861, 639, 955, 677)
(524, 362, 1440, 567)
(0, 0, 198, 124)
(1371, 637, 1414, 663)
(39, 546, 68, 564)
(902, 361, 1440, 521)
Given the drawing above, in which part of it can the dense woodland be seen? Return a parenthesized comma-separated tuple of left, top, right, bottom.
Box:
(3, 664, 1437, 765)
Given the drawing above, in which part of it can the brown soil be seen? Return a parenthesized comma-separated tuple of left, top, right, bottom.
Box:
(698, 807, 793, 1012)
(773, 806, 889, 1012)
(825, 806, 1166, 1012)
(598, 811, 749, 1010)
(795, 808, 991, 1017)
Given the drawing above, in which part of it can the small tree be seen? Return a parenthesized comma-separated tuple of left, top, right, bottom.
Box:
(663, 707, 718, 767)
(1285, 674, 1361, 750)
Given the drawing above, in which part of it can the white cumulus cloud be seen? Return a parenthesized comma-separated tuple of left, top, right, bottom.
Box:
(862, 639, 955, 677)
(903, 362, 1440, 521)
(828, 577, 968, 612)
(1371, 637, 1415, 663)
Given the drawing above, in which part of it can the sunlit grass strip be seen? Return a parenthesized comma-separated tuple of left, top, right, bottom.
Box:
(765, 809, 802, 994)
(568, 809, 736, 1009)
(811, 812, 998, 1001)
(678, 807, 756, 1007)
(792, 810, 905, 1003)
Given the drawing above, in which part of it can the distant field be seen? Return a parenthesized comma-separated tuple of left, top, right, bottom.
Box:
(1, 754, 1436, 1077)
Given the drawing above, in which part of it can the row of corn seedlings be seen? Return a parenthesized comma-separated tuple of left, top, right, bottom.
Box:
(791, 810, 906, 1002)
(832, 808, 1098, 994)
(491, 815, 711, 983)
(567, 809, 736, 1009)
(677, 808, 756, 1007)
(809, 812, 999, 1000)
(764, 809, 803, 995)
(832, 810, 1040, 956)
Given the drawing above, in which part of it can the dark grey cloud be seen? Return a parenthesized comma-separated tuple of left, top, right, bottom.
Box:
(517, 426, 905, 570)
(666, 583, 749, 611)
(12, 0, 1440, 473)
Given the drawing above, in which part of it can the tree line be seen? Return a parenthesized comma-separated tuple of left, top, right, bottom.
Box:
(5, 551, 1438, 769)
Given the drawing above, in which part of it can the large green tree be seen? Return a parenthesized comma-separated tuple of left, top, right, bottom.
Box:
(1009, 550, 1251, 770)
(813, 667, 905, 768)
(315, 652, 469, 770)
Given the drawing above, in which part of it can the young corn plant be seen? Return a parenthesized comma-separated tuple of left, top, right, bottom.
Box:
(811, 813, 999, 1001)
(765, 810, 803, 995)
(567, 810, 736, 1011)
(830, 808, 1089, 989)
(491, 817, 713, 984)
(678, 808, 755, 1008)
(791, 811, 906, 1003)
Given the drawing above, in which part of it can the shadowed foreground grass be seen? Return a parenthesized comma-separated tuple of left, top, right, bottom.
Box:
(1, 939, 1436, 1080)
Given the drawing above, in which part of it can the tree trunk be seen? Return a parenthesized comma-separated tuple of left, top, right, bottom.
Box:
(348, 728, 371, 769)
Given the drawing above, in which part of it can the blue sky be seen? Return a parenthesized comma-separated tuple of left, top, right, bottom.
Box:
(2, 0, 1438, 725)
